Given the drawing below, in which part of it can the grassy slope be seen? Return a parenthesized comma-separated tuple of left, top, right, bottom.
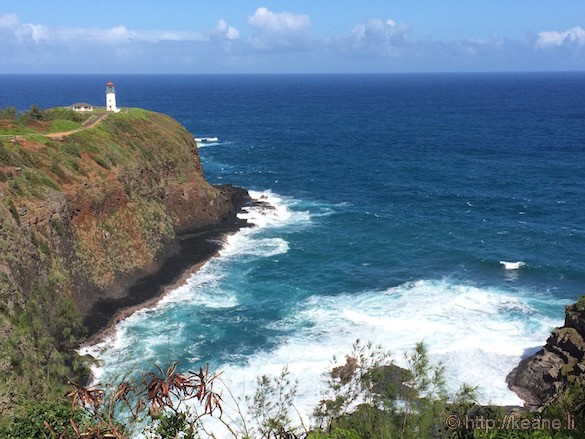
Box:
(0, 108, 230, 422)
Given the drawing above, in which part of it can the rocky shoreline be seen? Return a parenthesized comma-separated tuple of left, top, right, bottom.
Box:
(507, 297, 585, 410)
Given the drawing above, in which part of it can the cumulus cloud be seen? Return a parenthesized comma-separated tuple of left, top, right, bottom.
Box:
(536, 26, 585, 48)
(215, 19, 240, 40)
(352, 19, 408, 45)
(339, 18, 409, 55)
(247, 7, 312, 51)
(248, 7, 311, 32)
(203, 19, 240, 53)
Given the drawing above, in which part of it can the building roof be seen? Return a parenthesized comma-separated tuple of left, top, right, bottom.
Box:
(71, 102, 93, 108)
(106, 81, 114, 86)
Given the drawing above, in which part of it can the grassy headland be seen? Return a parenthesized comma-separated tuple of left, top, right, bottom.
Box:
(0, 106, 247, 426)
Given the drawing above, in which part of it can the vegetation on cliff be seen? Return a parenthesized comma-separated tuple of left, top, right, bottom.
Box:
(0, 105, 90, 136)
(0, 107, 245, 426)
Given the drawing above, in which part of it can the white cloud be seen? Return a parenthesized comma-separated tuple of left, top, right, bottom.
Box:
(247, 7, 312, 50)
(0, 13, 207, 47)
(333, 18, 409, 56)
(1, 11, 585, 73)
(536, 26, 585, 48)
(214, 19, 240, 41)
(351, 19, 408, 46)
(248, 7, 311, 33)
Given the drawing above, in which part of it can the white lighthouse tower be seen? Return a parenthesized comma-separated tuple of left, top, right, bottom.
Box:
(105, 81, 119, 112)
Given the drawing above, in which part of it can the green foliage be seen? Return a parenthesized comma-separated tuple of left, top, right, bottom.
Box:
(63, 142, 82, 157)
(0, 105, 87, 135)
(308, 427, 362, 439)
(124, 108, 150, 120)
(0, 125, 35, 135)
(313, 340, 486, 439)
(0, 141, 15, 165)
(542, 379, 585, 432)
(247, 366, 300, 438)
(314, 340, 394, 428)
(0, 281, 87, 422)
(149, 412, 195, 439)
(6, 198, 20, 225)
(9, 176, 24, 195)
(45, 107, 85, 123)
(50, 161, 69, 182)
(48, 119, 82, 133)
(22, 105, 45, 121)
(0, 400, 86, 439)
(38, 173, 61, 190)
(39, 237, 51, 256)
(25, 134, 50, 144)
(574, 295, 585, 312)
(0, 106, 17, 120)
(94, 156, 111, 169)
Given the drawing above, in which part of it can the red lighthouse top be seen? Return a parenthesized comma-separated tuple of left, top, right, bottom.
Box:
(106, 81, 114, 86)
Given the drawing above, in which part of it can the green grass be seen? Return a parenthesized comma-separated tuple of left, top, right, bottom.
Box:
(48, 119, 82, 133)
(122, 108, 150, 120)
(25, 134, 50, 144)
(0, 127, 35, 135)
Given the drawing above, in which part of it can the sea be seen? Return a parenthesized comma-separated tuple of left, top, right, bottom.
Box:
(2, 73, 585, 427)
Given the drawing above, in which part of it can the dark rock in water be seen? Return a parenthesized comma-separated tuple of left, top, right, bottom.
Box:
(506, 299, 585, 409)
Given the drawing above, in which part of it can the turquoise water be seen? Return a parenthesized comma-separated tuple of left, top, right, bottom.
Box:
(3, 73, 585, 416)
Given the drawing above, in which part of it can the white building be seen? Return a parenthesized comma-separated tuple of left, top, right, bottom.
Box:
(106, 81, 119, 112)
(71, 103, 93, 112)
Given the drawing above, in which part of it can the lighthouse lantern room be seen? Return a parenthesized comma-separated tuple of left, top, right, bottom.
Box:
(106, 81, 118, 112)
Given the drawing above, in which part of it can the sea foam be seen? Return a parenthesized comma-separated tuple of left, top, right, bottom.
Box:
(82, 189, 311, 384)
(81, 190, 564, 437)
(500, 261, 526, 270)
(217, 278, 564, 428)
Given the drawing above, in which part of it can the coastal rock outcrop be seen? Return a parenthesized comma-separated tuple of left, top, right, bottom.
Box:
(506, 298, 585, 409)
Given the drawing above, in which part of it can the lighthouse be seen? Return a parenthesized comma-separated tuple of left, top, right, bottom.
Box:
(105, 81, 118, 112)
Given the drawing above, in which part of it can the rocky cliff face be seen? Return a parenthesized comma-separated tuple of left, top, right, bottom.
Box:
(506, 298, 585, 409)
(0, 109, 247, 413)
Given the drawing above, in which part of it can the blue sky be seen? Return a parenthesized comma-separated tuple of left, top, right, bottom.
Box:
(1, 0, 584, 73)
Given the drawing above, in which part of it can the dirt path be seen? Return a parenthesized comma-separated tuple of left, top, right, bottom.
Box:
(45, 113, 110, 139)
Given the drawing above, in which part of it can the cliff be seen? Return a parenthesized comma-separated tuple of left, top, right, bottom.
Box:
(0, 108, 248, 415)
(506, 297, 585, 409)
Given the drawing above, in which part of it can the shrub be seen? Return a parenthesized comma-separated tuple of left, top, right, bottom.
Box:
(6, 198, 20, 225)
(50, 161, 67, 181)
(0, 400, 86, 439)
(0, 106, 17, 120)
(0, 142, 14, 165)
(45, 107, 84, 123)
(22, 105, 45, 121)
(94, 157, 111, 169)
(63, 142, 82, 158)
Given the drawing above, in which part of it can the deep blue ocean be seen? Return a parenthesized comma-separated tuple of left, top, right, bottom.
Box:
(2, 73, 585, 419)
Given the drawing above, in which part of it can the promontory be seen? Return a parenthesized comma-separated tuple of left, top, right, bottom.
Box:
(0, 108, 248, 416)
